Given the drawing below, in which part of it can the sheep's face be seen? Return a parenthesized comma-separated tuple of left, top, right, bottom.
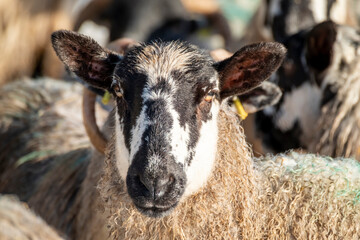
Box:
(51, 31, 286, 218)
(113, 43, 221, 217)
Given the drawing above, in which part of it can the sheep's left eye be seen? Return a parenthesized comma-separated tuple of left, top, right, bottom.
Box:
(204, 91, 216, 103)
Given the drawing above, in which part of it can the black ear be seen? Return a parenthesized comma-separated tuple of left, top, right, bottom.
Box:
(306, 21, 337, 73)
(238, 81, 282, 113)
(215, 42, 286, 100)
(51, 30, 122, 90)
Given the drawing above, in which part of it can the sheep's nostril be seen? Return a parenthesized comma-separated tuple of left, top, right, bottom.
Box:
(154, 174, 175, 199)
(134, 175, 152, 197)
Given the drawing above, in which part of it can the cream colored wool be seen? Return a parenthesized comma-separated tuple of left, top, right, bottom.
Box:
(0, 195, 64, 240)
(99, 107, 360, 239)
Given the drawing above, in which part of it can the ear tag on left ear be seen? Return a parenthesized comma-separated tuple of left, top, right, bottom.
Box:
(102, 91, 111, 105)
(233, 96, 248, 120)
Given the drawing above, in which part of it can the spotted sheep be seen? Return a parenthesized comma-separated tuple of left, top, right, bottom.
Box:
(2, 30, 360, 239)
(256, 20, 360, 160)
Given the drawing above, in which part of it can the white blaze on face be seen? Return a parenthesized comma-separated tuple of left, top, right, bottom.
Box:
(168, 106, 190, 165)
(115, 110, 130, 180)
(129, 105, 150, 162)
(183, 101, 220, 197)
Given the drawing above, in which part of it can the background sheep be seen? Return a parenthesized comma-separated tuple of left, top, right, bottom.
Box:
(242, 0, 358, 44)
(255, 21, 360, 160)
(0, 78, 95, 199)
(0, 194, 64, 240)
(1, 31, 360, 239)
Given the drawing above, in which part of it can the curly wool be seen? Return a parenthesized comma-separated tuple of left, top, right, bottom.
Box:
(99, 106, 360, 239)
(256, 152, 360, 238)
(0, 194, 64, 240)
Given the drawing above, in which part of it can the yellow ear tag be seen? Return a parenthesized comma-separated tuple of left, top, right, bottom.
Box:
(102, 91, 111, 105)
(233, 96, 248, 120)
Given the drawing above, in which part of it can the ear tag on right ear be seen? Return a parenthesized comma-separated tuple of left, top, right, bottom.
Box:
(233, 96, 248, 120)
(102, 91, 111, 105)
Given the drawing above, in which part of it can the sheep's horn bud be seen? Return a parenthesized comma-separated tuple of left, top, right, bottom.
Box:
(82, 88, 107, 153)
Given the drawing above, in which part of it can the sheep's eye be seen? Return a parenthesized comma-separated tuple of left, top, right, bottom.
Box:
(204, 91, 216, 103)
(113, 85, 123, 98)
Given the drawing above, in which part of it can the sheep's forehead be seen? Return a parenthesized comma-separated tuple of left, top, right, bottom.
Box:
(128, 42, 215, 80)
(116, 42, 219, 168)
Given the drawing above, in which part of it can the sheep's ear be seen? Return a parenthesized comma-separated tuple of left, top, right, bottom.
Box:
(238, 81, 282, 113)
(215, 42, 286, 100)
(306, 20, 337, 75)
(51, 30, 122, 90)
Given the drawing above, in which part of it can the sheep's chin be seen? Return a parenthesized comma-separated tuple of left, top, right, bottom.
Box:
(134, 202, 179, 218)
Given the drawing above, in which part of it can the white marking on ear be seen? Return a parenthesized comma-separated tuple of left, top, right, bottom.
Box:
(183, 101, 220, 197)
(115, 110, 130, 180)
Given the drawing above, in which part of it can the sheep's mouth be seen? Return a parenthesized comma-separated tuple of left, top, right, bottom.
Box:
(135, 202, 179, 218)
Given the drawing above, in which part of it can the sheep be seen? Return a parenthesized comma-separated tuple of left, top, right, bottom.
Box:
(0, 77, 95, 200)
(242, 0, 358, 44)
(0, 194, 64, 240)
(255, 20, 360, 160)
(2, 30, 360, 239)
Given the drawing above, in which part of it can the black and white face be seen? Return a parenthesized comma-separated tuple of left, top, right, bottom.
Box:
(113, 43, 221, 216)
(51, 30, 286, 217)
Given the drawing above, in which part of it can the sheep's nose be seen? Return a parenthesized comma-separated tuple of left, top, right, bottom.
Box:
(138, 174, 175, 200)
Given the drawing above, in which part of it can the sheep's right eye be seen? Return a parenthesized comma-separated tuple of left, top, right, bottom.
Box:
(203, 90, 218, 103)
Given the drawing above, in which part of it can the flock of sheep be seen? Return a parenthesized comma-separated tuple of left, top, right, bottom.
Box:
(1, 0, 360, 239)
